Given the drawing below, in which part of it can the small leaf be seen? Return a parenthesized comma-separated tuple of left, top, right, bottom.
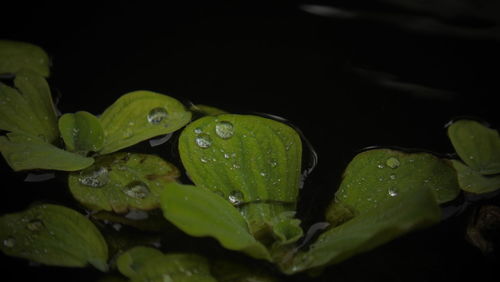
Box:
(0, 204, 108, 271)
(117, 246, 217, 282)
(0, 40, 50, 77)
(178, 114, 302, 236)
(451, 160, 500, 194)
(271, 212, 303, 245)
(448, 119, 500, 175)
(280, 188, 441, 274)
(1, 71, 59, 143)
(68, 152, 179, 213)
(99, 90, 191, 154)
(0, 132, 94, 171)
(333, 148, 459, 217)
(160, 183, 271, 261)
(59, 111, 105, 153)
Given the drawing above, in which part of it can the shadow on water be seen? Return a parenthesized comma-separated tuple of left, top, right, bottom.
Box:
(1, 1, 500, 281)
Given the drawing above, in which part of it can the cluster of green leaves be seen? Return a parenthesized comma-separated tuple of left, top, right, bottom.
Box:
(1, 40, 499, 281)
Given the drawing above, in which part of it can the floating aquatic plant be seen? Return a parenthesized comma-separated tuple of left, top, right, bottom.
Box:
(1, 40, 499, 281)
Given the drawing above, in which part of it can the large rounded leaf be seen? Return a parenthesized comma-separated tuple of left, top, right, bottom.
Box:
(99, 91, 191, 154)
(0, 40, 50, 77)
(178, 114, 302, 235)
(451, 160, 500, 194)
(0, 204, 108, 271)
(448, 119, 500, 175)
(59, 111, 105, 154)
(68, 152, 179, 213)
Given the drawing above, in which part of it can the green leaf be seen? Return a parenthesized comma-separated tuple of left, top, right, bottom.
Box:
(271, 211, 303, 246)
(0, 71, 59, 143)
(448, 119, 500, 175)
(68, 152, 179, 213)
(160, 183, 271, 261)
(451, 160, 500, 194)
(0, 132, 94, 171)
(59, 111, 105, 154)
(99, 90, 191, 154)
(0, 40, 50, 77)
(332, 149, 459, 217)
(189, 104, 228, 116)
(178, 114, 302, 236)
(117, 246, 217, 282)
(0, 204, 108, 271)
(280, 187, 441, 274)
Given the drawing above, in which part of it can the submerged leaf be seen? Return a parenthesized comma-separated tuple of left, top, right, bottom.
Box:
(281, 188, 441, 274)
(0, 204, 108, 271)
(68, 152, 179, 213)
(448, 119, 500, 175)
(99, 90, 191, 154)
(0, 40, 50, 77)
(0, 132, 94, 171)
(0, 71, 59, 143)
(451, 160, 500, 194)
(160, 183, 271, 261)
(178, 114, 302, 236)
(59, 111, 104, 154)
(117, 246, 217, 282)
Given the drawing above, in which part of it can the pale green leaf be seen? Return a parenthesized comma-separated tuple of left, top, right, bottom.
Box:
(160, 183, 271, 261)
(178, 114, 302, 236)
(280, 188, 441, 274)
(99, 90, 191, 154)
(68, 152, 179, 213)
(59, 111, 104, 153)
(117, 246, 217, 282)
(0, 204, 108, 271)
(451, 160, 500, 194)
(0, 40, 50, 77)
(0, 132, 94, 171)
(448, 119, 500, 175)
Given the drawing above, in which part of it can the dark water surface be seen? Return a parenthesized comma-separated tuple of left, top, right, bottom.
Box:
(2, 2, 500, 281)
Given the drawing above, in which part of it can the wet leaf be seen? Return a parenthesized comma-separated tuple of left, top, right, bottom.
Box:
(117, 246, 217, 282)
(160, 183, 271, 261)
(178, 114, 302, 236)
(332, 148, 459, 218)
(0, 132, 94, 171)
(68, 152, 179, 213)
(281, 188, 441, 274)
(0, 71, 59, 143)
(99, 90, 191, 154)
(448, 119, 500, 175)
(451, 160, 500, 194)
(0, 40, 50, 77)
(59, 111, 104, 154)
(189, 104, 228, 116)
(0, 204, 108, 271)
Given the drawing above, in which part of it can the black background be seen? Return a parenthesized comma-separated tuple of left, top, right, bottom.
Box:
(1, 1, 500, 281)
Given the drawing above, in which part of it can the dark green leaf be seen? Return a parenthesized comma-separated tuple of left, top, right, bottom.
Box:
(68, 152, 179, 213)
(0, 204, 108, 271)
(178, 114, 302, 236)
(280, 188, 441, 274)
(0, 40, 50, 77)
(451, 160, 500, 194)
(0, 132, 94, 171)
(448, 119, 500, 175)
(160, 183, 271, 261)
(59, 111, 105, 154)
(99, 91, 191, 154)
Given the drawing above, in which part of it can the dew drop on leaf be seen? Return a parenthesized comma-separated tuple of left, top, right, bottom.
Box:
(123, 181, 150, 199)
(388, 187, 399, 197)
(3, 237, 16, 248)
(147, 107, 169, 124)
(228, 190, 244, 205)
(26, 219, 44, 232)
(386, 157, 400, 169)
(195, 133, 212, 148)
(215, 121, 234, 139)
(78, 166, 110, 188)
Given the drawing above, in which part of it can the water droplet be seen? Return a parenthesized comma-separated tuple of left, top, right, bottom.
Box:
(232, 163, 240, 169)
(223, 153, 230, 159)
(228, 190, 244, 205)
(147, 107, 168, 124)
(389, 174, 397, 180)
(123, 181, 150, 199)
(26, 219, 44, 232)
(194, 127, 203, 134)
(385, 157, 400, 169)
(200, 156, 209, 163)
(260, 172, 267, 177)
(3, 237, 15, 248)
(388, 187, 399, 197)
(377, 164, 385, 169)
(269, 159, 278, 167)
(215, 121, 234, 139)
(195, 133, 212, 148)
(78, 166, 110, 188)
